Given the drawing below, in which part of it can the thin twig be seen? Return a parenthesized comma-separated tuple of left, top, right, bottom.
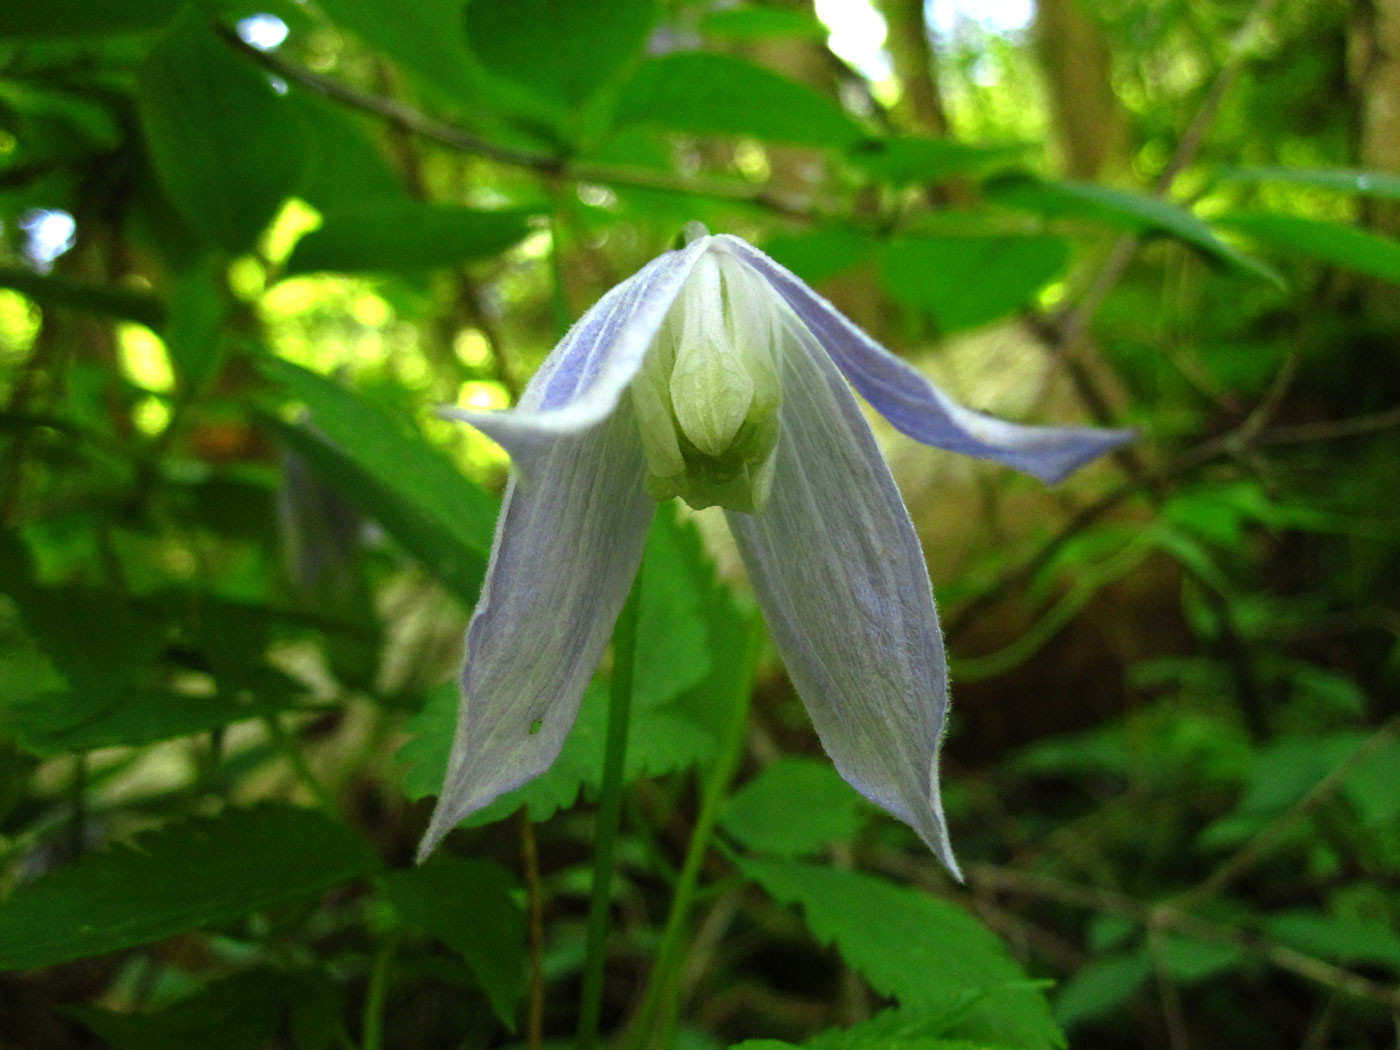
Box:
(972, 865, 1400, 1013)
(217, 28, 819, 220)
(1252, 404, 1400, 447)
(945, 395, 1400, 646)
(217, 26, 560, 173)
(1033, 0, 1288, 423)
(520, 812, 546, 1050)
(1171, 712, 1400, 912)
(1148, 927, 1194, 1050)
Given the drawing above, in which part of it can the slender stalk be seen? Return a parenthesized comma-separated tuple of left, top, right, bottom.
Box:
(362, 936, 399, 1050)
(263, 713, 339, 819)
(577, 566, 645, 1050)
(521, 812, 546, 1050)
(627, 610, 765, 1050)
(67, 753, 88, 860)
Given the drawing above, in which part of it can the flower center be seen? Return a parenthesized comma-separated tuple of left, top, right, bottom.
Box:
(630, 248, 783, 513)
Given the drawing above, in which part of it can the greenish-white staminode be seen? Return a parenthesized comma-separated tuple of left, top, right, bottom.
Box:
(630, 250, 782, 513)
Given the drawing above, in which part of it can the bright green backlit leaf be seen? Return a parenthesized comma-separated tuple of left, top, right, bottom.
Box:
(1214, 211, 1400, 284)
(1219, 166, 1400, 201)
(698, 5, 826, 41)
(989, 176, 1282, 284)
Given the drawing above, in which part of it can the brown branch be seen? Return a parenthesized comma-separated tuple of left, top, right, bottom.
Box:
(971, 864, 1400, 1013)
(520, 812, 546, 1050)
(945, 373, 1400, 648)
(217, 28, 819, 221)
(217, 25, 562, 174)
(1171, 713, 1400, 913)
(1033, 0, 1289, 431)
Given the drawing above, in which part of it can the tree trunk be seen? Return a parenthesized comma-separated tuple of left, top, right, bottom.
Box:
(875, 0, 951, 136)
(1033, 0, 1131, 181)
(1351, 0, 1400, 235)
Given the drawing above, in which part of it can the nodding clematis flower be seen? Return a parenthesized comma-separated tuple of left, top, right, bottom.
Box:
(418, 232, 1134, 878)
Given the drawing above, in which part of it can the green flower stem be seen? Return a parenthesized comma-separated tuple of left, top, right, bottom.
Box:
(362, 935, 399, 1050)
(263, 712, 339, 819)
(628, 609, 764, 1050)
(577, 564, 645, 1050)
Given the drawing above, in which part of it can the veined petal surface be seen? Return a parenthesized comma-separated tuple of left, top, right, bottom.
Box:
(438, 237, 708, 470)
(725, 310, 962, 880)
(722, 236, 1135, 484)
(417, 400, 656, 860)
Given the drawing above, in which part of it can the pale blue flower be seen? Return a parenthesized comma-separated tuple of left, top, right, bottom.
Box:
(418, 233, 1134, 877)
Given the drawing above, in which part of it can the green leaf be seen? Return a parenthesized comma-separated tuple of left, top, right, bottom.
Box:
(397, 509, 725, 823)
(0, 0, 180, 37)
(721, 758, 867, 857)
(289, 92, 407, 212)
(1342, 738, 1400, 825)
(269, 414, 481, 603)
(1213, 211, 1400, 284)
(1197, 731, 1392, 848)
(0, 266, 166, 329)
(286, 203, 534, 275)
(1160, 935, 1244, 983)
(462, 0, 656, 111)
(137, 8, 309, 253)
(988, 175, 1281, 283)
(74, 968, 342, 1050)
(879, 234, 1071, 332)
(257, 356, 496, 601)
(314, 0, 479, 103)
(1053, 950, 1150, 1027)
(0, 805, 378, 970)
(1261, 910, 1400, 970)
(1, 579, 162, 703)
(733, 1006, 1024, 1050)
(761, 1005, 1041, 1049)
(848, 137, 1029, 186)
(742, 858, 1062, 1049)
(73, 971, 284, 1050)
(1219, 166, 1400, 201)
(164, 259, 229, 390)
(615, 52, 864, 148)
(2, 686, 301, 757)
(399, 673, 715, 825)
(761, 227, 877, 285)
(383, 855, 526, 1026)
(698, 5, 827, 41)
(634, 502, 711, 709)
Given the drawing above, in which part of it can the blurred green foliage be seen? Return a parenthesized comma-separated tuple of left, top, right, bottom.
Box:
(1, 0, 1398, 1048)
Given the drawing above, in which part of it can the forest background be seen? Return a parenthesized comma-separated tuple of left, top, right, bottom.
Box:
(1, 0, 1398, 1048)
